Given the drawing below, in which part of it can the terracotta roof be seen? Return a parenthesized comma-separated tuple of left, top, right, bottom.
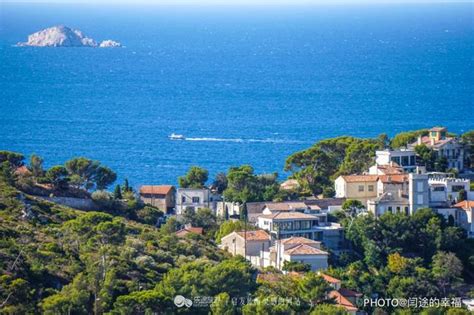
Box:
(414, 135, 454, 148)
(430, 127, 446, 132)
(280, 237, 321, 245)
(321, 273, 341, 284)
(378, 175, 409, 184)
(280, 179, 300, 190)
(258, 212, 318, 220)
(341, 175, 379, 183)
(140, 185, 174, 195)
(235, 230, 270, 241)
(454, 200, 474, 210)
(284, 244, 328, 256)
(377, 164, 404, 175)
(329, 290, 358, 312)
(175, 226, 203, 237)
(14, 165, 30, 175)
(338, 288, 363, 298)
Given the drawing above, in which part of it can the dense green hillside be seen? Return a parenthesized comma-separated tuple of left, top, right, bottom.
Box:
(0, 178, 251, 314)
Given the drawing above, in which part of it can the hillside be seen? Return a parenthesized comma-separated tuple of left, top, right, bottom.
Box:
(0, 178, 247, 314)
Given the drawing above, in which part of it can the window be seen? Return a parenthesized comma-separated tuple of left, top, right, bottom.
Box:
(358, 185, 364, 192)
(396, 207, 401, 212)
(433, 186, 445, 192)
(388, 206, 392, 213)
(452, 185, 464, 192)
(181, 196, 186, 203)
(404, 207, 409, 215)
(417, 195, 424, 204)
(401, 156, 409, 166)
(192, 197, 200, 203)
(368, 185, 374, 192)
(417, 182, 424, 192)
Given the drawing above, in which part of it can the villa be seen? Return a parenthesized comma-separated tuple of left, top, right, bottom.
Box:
(139, 185, 176, 213)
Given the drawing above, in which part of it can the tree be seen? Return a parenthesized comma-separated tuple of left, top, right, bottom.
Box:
(65, 157, 116, 190)
(457, 189, 467, 202)
(113, 184, 122, 200)
(297, 273, 332, 308)
(310, 304, 347, 315)
(45, 165, 69, 190)
(213, 172, 228, 194)
(0, 151, 25, 167)
(391, 129, 428, 149)
(432, 251, 463, 296)
(282, 261, 311, 272)
(414, 144, 436, 171)
(211, 292, 233, 315)
(29, 154, 44, 178)
(123, 178, 131, 192)
(178, 166, 208, 188)
(434, 156, 448, 173)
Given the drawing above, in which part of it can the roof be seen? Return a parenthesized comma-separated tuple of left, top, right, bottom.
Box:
(284, 244, 328, 256)
(378, 175, 409, 184)
(280, 179, 300, 190)
(258, 212, 318, 220)
(305, 198, 346, 209)
(338, 288, 363, 298)
(265, 202, 308, 211)
(235, 230, 270, 241)
(140, 185, 174, 195)
(340, 175, 379, 183)
(321, 273, 341, 284)
(246, 202, 267, 214)
(175, 226, 203, 237)
(454, 200, 474, 210)
(280, 237, 321, 246)
(376, 164, 404, 175)
(413, 135, 454, 148)
(329, 290, 358, 312)
(430, 126, 446, 132)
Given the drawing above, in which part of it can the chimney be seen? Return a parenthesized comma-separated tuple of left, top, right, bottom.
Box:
(430, 138, 435, 146)
(417, 136, 422, 145)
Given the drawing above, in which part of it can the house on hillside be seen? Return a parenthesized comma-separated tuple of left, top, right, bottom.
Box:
(408, 127, 465, 172)
(220, 230, 271, 267)
(175, 188, 221, 215)
(139, 185, 176, 213)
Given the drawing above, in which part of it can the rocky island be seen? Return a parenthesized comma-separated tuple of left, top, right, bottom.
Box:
(17, 25, 122, 48)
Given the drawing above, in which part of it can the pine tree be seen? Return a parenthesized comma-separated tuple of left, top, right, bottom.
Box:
(123, 179, 131, 192)
(114, 184, 122, 200)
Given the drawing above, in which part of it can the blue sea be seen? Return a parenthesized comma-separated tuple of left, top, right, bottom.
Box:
(1, 3, 473, 187)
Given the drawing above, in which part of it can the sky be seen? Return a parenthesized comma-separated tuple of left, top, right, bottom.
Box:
(2, 0, 471, 4)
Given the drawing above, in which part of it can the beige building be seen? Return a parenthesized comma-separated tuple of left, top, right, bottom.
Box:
(220, 230, 271, 259)
(139, 185, 176, 213)
(334, 175, 379, 206)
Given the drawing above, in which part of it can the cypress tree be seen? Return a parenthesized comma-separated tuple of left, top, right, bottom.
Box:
(114, 184, 122, 200)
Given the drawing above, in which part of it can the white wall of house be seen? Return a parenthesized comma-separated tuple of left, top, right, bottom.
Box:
(282, 253, 328, 272)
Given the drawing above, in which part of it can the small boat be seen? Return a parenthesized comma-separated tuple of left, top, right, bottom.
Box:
(169, 133, 185, 140)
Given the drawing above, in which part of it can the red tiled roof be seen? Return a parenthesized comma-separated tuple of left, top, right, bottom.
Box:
(378, 175, 409, 184)
(415, 135, 454, 148)
(236, 230, 270, 241)
(284, 244, 328, 256)
(341, 175, 379, 183)
(280, 237, 321, 245)
(321, 273, 341, 284)
(265, 202, 308, 211)
(454, 200, 474, 210)
(140, 185, 174, 195)
(175, 226, 203, 237)
(329, 290, 358, 312)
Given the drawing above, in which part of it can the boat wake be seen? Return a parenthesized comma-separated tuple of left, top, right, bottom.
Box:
(182, 137, 304, 144)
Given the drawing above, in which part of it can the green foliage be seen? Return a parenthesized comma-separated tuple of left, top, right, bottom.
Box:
(223, 165, 280, 203)
(29, 154, 44, 177)
(215, 220, 254, 243)
(211, 292, 234, 315)
(457, 189, 467, 202)
(178, 166, 209, 188)
(65, 157, 117, 190)
(431, 251, 463, 296)
(113, 184, 123, 199)
(461, 130, 474, 169)
(310, 304, 348, 315)
(285, 136, 382, 196)
(391, 129, 428, 149)
(0, 150, 25, 167)
(282, 261, 311, 272)
(135, 206, 163, 225)
(45, 165, 69, 190)
(213, 172, 228, 194)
